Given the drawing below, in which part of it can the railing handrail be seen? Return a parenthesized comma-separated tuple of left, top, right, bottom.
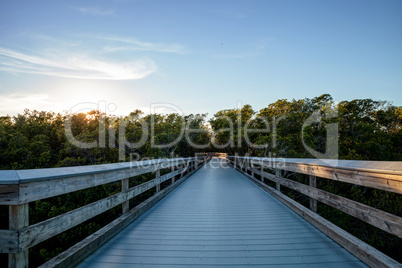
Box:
(0, 157, 202, 185)
(228, 156, 402, 194)
(228, 156, 402, 175)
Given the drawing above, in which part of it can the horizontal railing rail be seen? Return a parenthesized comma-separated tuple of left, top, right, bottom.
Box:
(0, 156, 210, 268)
(231, 156, 402, 194)
(227, 156, 402, 268)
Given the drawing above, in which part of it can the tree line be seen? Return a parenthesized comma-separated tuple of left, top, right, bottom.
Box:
(0, 94, 400, 265)
(1, 94, 400, 170)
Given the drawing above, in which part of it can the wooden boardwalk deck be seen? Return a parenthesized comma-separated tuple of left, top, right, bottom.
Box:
(77, 158, 366, 267)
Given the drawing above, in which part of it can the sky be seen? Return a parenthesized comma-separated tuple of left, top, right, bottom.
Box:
(0, 0, 401, 117)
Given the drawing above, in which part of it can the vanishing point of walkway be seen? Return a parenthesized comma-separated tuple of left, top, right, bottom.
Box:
(78, 158, 366, 267)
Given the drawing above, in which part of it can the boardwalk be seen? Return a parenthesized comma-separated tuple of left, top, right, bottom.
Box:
(78, 158, 366, 267)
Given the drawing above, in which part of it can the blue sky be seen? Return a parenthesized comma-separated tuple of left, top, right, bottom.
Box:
(0, 0, 401, 117)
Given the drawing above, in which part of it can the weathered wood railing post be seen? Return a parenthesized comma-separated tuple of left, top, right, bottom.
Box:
(171, 165, 175, 184)
(309, 175, 317, 212)
(184, 162, 187, 176)
(155, 169, 161, 192)
(275, 169, 281, 191)
(180, 164, 184, 179)
(122, 178, 129, 214)
(260, 164, 264, 182)
(187, 161, 191, 173)
(9, 204, 29, 268)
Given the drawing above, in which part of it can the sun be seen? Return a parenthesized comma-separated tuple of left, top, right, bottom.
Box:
(85, 113, 94, 120)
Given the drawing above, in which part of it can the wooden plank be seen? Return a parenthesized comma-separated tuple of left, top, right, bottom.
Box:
(0, 185, 19, 205)
(18, 167, 151, 204)
(246, 165, 278, 183)
(278, 177, 402, 238)
(0, 158, 202, 184)
(9, 203, 29, 268)
(309, 175, 317, 212)
(189, 162, 193, 172)
(38, 162, 205, 268)
(0, 184, 18, 195)
(260, 166, 264, 182)
(236, 158, 243, 170)
(17, 162, 185, 204)
(0, 171, 20, 185)
(9, 204, 29, 230)
(230, 156, 402, 174)
(171, 166, 175, 184)
(19, 167, 186, 250)
(230, 157, 402, 194)
(234, 166, 401, 268)
(155, 170, 160, 192)
(178, 164, 183, 179)
(0, 230, 18, 253)
(2, 158, 202, 205)
(275, 169, 281, 191)
(285, 163, 402, 194)
(247, 164, 402, 238)
(121, 178, 129, 214)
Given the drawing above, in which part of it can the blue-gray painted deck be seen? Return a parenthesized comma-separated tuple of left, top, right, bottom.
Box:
(78, 158, 366, 267)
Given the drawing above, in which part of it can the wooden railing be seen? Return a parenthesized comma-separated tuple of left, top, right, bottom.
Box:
(0, 156, 209, 268)
(227, 156, 402, 268)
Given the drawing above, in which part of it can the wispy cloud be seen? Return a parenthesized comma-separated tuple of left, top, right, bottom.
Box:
(0, 33, 186, 79)
(72, 6, 115, 16)
(0, 93, 54, 114)
(0, 47, 156, 80)
(98, 36, 188, 54)
(0, 93, 50, 104)
(26, 33, 186, 54)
